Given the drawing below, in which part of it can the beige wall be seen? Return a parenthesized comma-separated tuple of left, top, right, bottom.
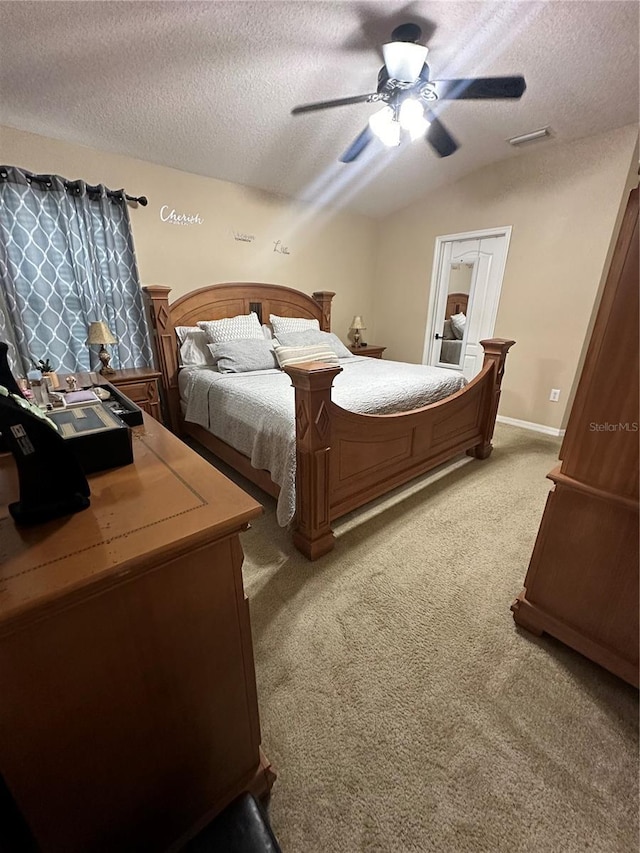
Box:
(1, 122, 636, 430)
(371, 124, 638, 430)
(0, 124, 376, 344)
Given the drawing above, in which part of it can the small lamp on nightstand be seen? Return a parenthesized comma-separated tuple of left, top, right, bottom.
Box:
(87, 321, 117, 375)
(349, 315, 366, 349)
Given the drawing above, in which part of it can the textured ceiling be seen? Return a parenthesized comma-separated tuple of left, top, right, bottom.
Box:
(0, 1, 638, 218)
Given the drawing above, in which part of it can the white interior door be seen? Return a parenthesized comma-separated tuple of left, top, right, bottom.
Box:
(423, 228, 511, 380)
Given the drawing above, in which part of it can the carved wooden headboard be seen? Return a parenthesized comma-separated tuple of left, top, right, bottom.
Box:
(446, 292, 469, 318)
(143, 282, 335, 432)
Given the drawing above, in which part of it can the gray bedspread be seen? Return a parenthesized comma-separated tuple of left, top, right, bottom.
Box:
(181, 357, 465, 526)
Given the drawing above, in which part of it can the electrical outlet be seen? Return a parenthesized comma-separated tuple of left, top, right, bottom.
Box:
(549, 388, 561, 402)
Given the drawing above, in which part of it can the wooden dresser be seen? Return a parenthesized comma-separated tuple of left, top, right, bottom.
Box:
(512, 187, 639, 687)
(0, 416, 273, 851)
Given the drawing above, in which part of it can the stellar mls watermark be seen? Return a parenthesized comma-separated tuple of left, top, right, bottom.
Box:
(589, 422, 638, 432)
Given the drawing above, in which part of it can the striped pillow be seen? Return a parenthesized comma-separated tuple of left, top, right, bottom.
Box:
(275, 329, 354, 358)
(274, 343, 339, 369)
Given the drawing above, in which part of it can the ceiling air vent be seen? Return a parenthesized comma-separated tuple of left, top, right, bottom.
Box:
(508, 127, 552, 146)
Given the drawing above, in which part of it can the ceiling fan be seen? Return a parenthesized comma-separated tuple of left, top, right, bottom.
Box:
(291, 23, 526, 162)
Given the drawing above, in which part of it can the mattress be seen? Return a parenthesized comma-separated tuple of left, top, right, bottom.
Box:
(180, 356, 466, 526)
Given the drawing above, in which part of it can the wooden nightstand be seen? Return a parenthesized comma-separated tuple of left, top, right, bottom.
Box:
(349, 344, 386, 359)
(107, 368, 164, 423)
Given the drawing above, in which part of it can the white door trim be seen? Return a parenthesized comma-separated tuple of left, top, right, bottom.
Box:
(422, 225, 513, 368)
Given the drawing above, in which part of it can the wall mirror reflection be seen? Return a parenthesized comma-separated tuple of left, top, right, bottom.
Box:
(424, 229, 511, 380)
(437, 261, 473, 368)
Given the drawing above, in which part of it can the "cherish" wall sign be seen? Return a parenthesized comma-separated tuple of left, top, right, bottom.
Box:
(159, 205, 204, 226)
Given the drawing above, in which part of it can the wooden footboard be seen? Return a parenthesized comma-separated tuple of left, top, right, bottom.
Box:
(285, 339, 514, 560)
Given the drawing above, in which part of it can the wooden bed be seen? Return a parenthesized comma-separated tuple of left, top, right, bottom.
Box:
(144, 283, 514, 560)
(446, 291, 469, 318)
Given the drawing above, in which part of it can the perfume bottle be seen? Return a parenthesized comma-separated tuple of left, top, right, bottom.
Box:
(27, 370, 49, 408)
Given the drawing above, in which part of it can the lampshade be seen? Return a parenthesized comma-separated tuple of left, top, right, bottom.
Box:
(399, 98, 430, 141)
(86, 321, 116, 345)
(368, 106, 401, 148)
(382, 41, 429, 83)
(349, 315, 366, 331)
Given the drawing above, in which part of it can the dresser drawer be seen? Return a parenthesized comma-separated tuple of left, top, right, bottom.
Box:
(118, 381, 154, 403)
(109, 371, 164, 424)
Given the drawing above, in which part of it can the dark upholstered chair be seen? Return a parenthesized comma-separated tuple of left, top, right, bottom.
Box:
(183, 793, 282, 853)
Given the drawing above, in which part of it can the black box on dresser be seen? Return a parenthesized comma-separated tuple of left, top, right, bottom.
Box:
(48, 402, 133, 474)
(100, 381, 145, 427)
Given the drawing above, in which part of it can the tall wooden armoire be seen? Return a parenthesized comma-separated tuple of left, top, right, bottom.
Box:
(512, 186, 639, 687)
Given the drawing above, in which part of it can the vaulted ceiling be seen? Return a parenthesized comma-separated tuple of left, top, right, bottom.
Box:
(0, 1, 638, 218)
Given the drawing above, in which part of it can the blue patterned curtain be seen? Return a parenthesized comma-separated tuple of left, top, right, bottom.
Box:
(0, 166, 153, 377)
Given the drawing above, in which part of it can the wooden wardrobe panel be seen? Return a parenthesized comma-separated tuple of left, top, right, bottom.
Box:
(513, 186, 639, 687)
(560, 190, 639, 499)
(524, 485, 639, 656)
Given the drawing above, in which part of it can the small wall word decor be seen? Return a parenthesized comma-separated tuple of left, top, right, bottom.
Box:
(233, 231, 255, 243)
(273, 240, 291, 255)
(159, 205, 204, 226)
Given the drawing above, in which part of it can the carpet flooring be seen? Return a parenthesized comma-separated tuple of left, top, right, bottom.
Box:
(193, 424, 639, 852)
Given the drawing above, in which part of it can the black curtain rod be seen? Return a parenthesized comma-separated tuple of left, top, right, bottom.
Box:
(125, 193, 148, 206)
(0, 167, 147, 206)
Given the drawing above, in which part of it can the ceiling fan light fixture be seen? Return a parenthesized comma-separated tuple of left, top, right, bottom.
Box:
(399, 98, 430, 141)
(290, 21, 526, 164)
(382, 41, 429, 83)
(368, 106, 401, 147)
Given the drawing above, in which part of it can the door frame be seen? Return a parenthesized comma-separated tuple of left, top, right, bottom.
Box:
(422, 225, 512, 370)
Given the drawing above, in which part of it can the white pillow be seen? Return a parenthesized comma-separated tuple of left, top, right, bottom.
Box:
(269, 314, 320, 337)
(273, 343, 339, 369)
(262, 324, 273, 340)
(275, 329, 354, 359)
(450, 312, 466, 341)
(208, 339, 278, 373)
(175, 326, 214, 366)
(198, 312, 263, 343)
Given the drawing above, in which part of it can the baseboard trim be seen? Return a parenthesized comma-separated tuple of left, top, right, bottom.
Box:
(497, 415, 565, 438)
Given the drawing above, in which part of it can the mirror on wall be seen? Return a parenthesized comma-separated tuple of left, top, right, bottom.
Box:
(437, 261, 473, 368)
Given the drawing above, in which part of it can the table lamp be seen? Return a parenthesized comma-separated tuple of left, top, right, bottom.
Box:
(87, 321, 117, 375)
(349, 315, 366, 348)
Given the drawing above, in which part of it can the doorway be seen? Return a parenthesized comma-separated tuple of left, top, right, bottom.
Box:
(422, 227, 511, 379)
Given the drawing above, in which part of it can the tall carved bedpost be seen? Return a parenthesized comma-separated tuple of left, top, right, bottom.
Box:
(143, 285, 180, 433)
(284, 361, 342, 560)
(312, 291, 336, 332)
(467, 338, 516, 459)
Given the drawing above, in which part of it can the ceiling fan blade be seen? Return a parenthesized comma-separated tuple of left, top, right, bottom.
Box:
(339, 125, 374, 163)
(432, 76, 526, 100)
(425, 112, 458, 158)
(291, 94, 378, 115)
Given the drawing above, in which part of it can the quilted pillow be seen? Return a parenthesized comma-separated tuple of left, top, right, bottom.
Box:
(198, 312, 263, 343)
(175, 326, 214, 366)
(275, 329, 354, 358)
(269, 314, 320, 337)
(207, 339, 278, 373)
(450, 312, 466, 341)
(273, 343, 339, 369)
